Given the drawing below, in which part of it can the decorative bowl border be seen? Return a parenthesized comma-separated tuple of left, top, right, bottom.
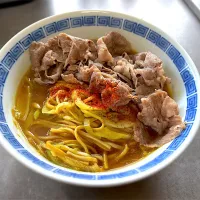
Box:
(0, 11, 199, 187)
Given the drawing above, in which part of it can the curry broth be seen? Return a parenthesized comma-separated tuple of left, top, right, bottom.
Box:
(13, 68, 157, 171)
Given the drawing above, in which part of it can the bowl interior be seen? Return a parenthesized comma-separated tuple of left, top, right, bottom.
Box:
(0, 11, 199, 187)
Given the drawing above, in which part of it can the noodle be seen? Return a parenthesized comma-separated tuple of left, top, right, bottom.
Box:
(103, 152, 109, 169)
(115, 145, 129, 162)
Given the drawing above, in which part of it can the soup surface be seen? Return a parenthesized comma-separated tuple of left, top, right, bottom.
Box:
(12, 31, 185, 172)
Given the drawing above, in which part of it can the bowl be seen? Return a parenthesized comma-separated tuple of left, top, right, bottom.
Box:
(0, 10, 199, 187)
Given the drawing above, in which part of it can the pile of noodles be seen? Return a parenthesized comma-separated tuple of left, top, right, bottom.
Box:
(13, 81, 147, 172)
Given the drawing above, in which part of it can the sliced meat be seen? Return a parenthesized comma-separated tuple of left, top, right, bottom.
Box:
(76, 65, 100, 82)
(46, 36, 66, 62)
(29, 42, 47, 72)
(58, 33, 73, 54)
(65, 38, 97, 66)
(111, 52, 170, 96)
(102, 32, 132, 56)
(61, 74, 82, 84)
(101, 81, 133, 109)
(58, 33, 98, 65)
(112, 58, 133, 79)
(133, 52, 162, 68)
(135, 84, 156, 96)
(113, 53, 134, 64)
(63, 65, 79, 75)
(29, 33, 98, 85)
(35, 62, 63, 85)
(137, 90, 185, 135)
(89, 72, 133, 110)
(97, 32, 132, 63)
(133, 119, 152, 145)
(40, 50, 56, 71)
(97, 37, 113, 63)
(132, 52, 170, 95)
(102, 65, 133, 87)
(133, 116, 185, 148)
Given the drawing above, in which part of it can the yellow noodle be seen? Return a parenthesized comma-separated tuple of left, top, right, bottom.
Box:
(63, 116, 82, 125)
(46, 142, 100, 172)
(25, 131, 41, 144)
(61, 140, 80, 145)
(86, 144, 97, 154)
(103, 151, 109, 169)
(21, 86, 31, 121)
(92, 154, 103, 161)
(50, 127, 74, 134)
(74, 126, 89, 153)
(81, 110, 104, 131)
(38, 135, 65, 141)
(56, 119, 77, 126)
(79, 130, 111, 151)
(66, 151, 97, 163)
(115, 144, 129, 162)
(104, 142, 123, 150)
(56, 102, 74, 114)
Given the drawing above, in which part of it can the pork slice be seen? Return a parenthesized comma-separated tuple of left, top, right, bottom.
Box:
(135, 85, 156, 96)
(29, 42, 47, 72)
(76, 65, 100, 82)
(46, 36, 66, 63)
(97, 32, 132, 63)
(133, 119, 152, 145)
(134, 52, 162, 68)
(66, 65, 79, 73)
(101, 81, 133, 109)
(102, 32, 132, 56)
(34, 62, 63, 85)
(112, 58, 133, 79)
(133, 116, 185, 148)
(40, 50, 56, 71)
(111, 52, 170, 96)
(89, 72, 133, 110)
(137, 90, 184, 135)
(61, 74, 82, 84)
(65, 37, 97, 66)
(58, 33, 73, 54)
(131, 52, 170, 95)
(89, 72, 107, 93)
(97, 37, 113, 63)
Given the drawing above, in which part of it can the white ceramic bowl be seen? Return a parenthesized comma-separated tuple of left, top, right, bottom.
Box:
(0, 10, 199, 187)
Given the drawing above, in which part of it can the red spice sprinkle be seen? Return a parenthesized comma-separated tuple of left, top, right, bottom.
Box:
(50, 85, 70, 97)
(74, 89, 106, 109)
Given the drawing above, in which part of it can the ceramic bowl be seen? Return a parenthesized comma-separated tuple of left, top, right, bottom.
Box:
(0, 10, 199, 187)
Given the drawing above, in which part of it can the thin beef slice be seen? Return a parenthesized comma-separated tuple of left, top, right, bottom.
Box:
(134, 90, 185, 147)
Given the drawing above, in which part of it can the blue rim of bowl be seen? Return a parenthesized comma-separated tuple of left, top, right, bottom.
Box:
(0, 10, 199, 186)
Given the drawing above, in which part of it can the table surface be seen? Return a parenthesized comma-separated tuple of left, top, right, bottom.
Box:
(1, 0, 200, 199)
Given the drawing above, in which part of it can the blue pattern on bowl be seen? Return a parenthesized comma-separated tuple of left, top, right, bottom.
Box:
(0, 14, 198, 181)
(70, 17, 83, 28)
(83, 16, 96, 26)
(123, 19, 137, 32)
(20, 34, 34, 50)
(44, 22, 57, 36)
(56, 18, 70, 31)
